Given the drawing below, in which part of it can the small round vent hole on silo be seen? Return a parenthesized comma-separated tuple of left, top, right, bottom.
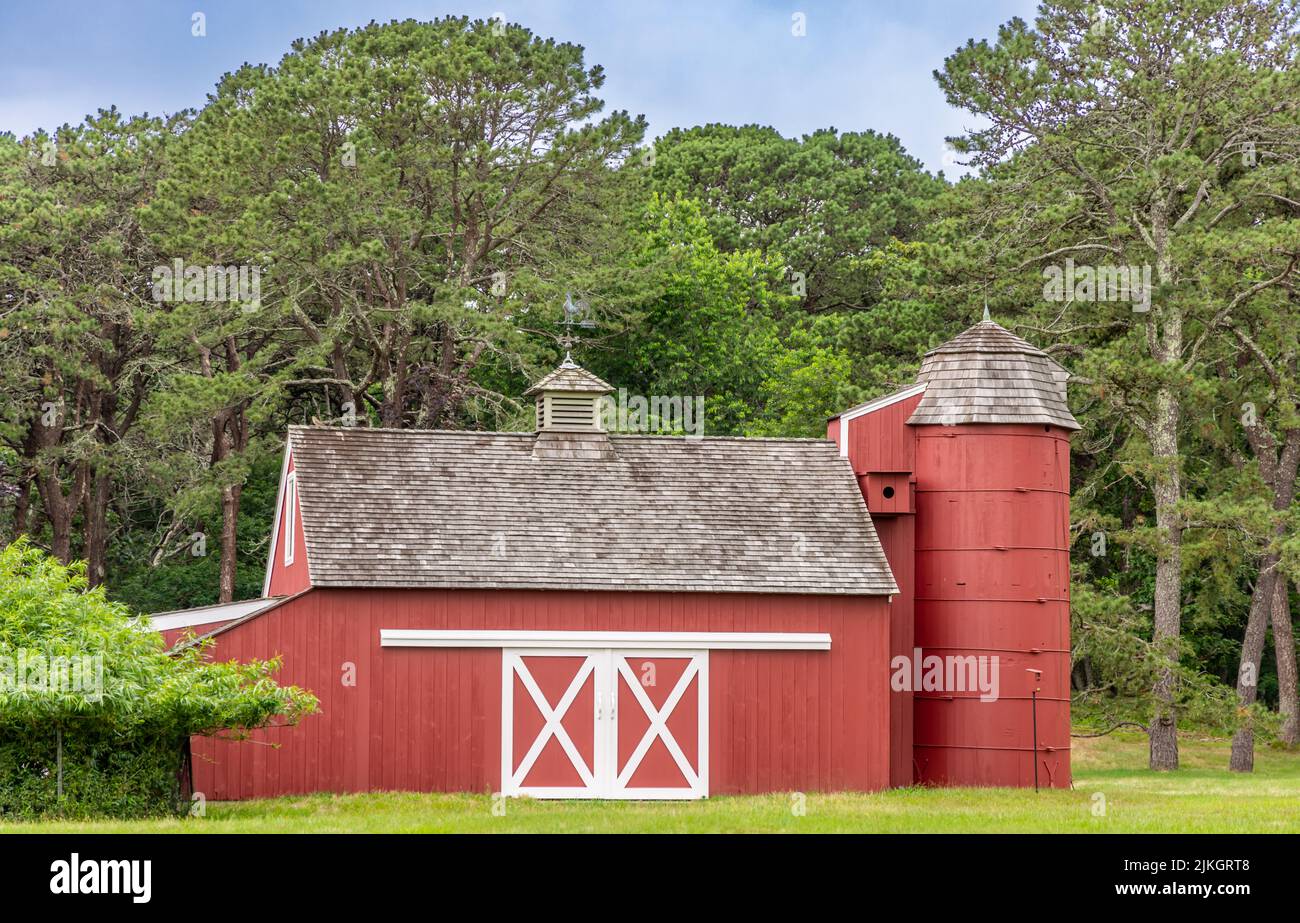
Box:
(882, 486, 895, 499)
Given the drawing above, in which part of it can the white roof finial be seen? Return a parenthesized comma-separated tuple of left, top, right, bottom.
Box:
(982, 298, 992, 323)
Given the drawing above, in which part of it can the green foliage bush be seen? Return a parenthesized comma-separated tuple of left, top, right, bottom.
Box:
(0, 540, 316, 819)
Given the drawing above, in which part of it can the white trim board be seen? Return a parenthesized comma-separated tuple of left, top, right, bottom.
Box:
(835, 382, 927, 425)
(380, 629, 831, 651)
(146, 597, 281, 632)
(283, 471, 297, 566)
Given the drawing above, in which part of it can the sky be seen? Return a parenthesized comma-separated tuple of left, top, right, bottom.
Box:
(0, 0, 1039, 175)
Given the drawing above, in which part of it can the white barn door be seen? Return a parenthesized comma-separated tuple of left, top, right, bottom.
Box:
(501, 648, 707, 799)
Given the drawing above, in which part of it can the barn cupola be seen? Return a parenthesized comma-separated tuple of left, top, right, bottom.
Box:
(525, 355, 614, 432)
(525, 356, 618, 460)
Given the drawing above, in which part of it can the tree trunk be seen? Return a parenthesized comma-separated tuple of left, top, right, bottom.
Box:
(209, 406, 248, 606)
(35, 463, 75, 565)
(381, 327, 411, 428)
(1241, 421, 1300, 752)
(11, 470, 32, 539)
(1267, 430, 1300, 748)
(1230, 562, 1279, 771)
(31, 409, 81, 565)
(1148, 386, 1182, 771)
(1274, 586, 1298, 746)
(83, 466, 112, 588)
(218, 481, 241, 603)
(10, 425, 39, 540)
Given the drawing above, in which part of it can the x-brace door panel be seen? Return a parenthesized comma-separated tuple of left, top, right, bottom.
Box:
(610, 651, 708, 799)
(501, 650, 603, 798)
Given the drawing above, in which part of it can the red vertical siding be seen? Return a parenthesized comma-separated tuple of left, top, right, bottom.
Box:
(844, 393, 922, 475)
(873, 516, 915, 787)
(190, 587, 891, 799)
(831, 390, 922, 788)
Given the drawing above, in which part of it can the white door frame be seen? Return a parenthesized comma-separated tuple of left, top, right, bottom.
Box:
(501, 648, 710, 800)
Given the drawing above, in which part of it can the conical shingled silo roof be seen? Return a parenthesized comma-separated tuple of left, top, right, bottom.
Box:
(906, 320, 1081, 430)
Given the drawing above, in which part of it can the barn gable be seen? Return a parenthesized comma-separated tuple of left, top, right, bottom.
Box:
(263, 445, 310, 598)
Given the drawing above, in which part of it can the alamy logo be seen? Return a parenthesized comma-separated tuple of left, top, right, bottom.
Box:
(0, 650, 103, 701)
(151, 258, 261, 311)
(49, 854, 151, 903)
(1042, 257, 1151, 312)
(599, 389, 704, 438)
(889, 647, 1001, 702)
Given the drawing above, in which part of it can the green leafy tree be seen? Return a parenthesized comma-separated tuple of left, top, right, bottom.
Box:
(645, 125, 952, 432)
(153, 15, 647, 429)
(747, 315, 854, 438)
(0, 540, 315, 818)
(649, 125, 944, 314)
(592, 195, 790, 435)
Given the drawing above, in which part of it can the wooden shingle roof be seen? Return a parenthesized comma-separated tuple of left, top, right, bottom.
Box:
(286, 426, 897, 596)
(906, 320, 1080, 430)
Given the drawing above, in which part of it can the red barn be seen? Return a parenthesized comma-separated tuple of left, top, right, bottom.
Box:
(157, 317, 1078, 799)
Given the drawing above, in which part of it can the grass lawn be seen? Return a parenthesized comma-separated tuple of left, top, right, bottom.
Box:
(5, 732, 1298, 833)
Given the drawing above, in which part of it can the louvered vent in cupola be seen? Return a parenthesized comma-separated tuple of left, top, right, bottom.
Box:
(524, 355, 615, 433)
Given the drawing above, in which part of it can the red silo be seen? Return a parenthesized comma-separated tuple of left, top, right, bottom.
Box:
(908, 318, 1078, 788)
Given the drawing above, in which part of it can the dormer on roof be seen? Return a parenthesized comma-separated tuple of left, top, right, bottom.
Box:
(905, 319, 1080, 431)
(524, 355, 614, 433)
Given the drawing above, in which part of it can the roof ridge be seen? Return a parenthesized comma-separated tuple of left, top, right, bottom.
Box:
(610, 434, 834, 444)
(290, 425, 535, 437)
(289, 425, 836, 446)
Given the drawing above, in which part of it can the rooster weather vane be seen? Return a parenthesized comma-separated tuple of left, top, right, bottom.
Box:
(558, 291, 596, 366)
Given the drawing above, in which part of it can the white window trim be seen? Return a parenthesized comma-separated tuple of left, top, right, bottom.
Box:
(283, 472, 297, 566)
(380, 629, 830, 651)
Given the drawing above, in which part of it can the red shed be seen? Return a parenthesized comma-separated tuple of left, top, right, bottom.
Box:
(176, 360, 900, 800)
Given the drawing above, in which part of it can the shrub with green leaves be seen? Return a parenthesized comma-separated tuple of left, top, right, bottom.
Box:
(0, 540, 316, 818)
